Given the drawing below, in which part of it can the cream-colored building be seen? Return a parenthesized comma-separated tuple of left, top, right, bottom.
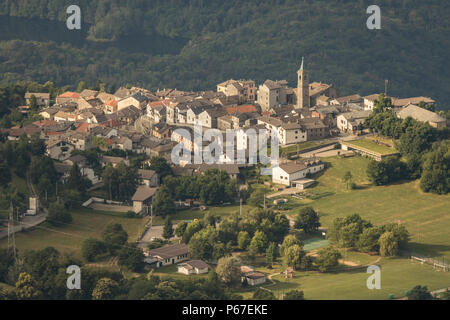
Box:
(256, 80, 290, 111)
(217, 79, 256, 103)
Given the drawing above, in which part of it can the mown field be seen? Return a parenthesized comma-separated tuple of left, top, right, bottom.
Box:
(0, 208, 146, 259)
(267, 257, 450, 300)
(302, 156, 450, 261)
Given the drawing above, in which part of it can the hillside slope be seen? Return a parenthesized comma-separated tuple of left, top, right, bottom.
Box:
(0, 0, 449, 107)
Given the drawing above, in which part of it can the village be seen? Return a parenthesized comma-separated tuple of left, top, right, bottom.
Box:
(0, 58, 448, 300)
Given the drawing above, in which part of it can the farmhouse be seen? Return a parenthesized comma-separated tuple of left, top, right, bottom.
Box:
(131, 186, 157, 214)
(177, 260, 210, 275)
(145, 243, 189, 268)
(272, 158, 324, 186)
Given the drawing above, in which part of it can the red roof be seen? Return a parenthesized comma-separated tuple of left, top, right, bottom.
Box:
(226, 104, 257, 115)
(105, 99, 118, 107)
(148, 100, 165, 108)
(45, 131, 64, 136)
(33, 120, 58, 127)
(58, 91, 80, 99)
(75, 122, 90, 132)
(262, 111, 272, 116)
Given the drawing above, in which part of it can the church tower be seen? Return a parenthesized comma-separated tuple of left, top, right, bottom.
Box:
(297, 57, 310, 108)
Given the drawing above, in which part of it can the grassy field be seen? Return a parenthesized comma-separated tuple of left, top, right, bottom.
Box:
(267, 257, 450, 300)
(281, 155, 450, 262)
(152, 204, 251, 225)
(344, 139, 398, 155)
(0, 208, 146, 258)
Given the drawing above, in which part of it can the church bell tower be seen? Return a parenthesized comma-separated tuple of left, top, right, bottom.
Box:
(297, 57, 310, 108)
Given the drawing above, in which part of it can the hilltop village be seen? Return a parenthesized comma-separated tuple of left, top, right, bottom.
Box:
(0, 59, 448, 301)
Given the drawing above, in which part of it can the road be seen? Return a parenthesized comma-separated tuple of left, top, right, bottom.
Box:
(137, 222, 178, 249)
(0, 210, 48, 240)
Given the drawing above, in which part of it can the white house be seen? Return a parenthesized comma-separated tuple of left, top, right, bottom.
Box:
(272, 158, 324, 186)
(337, 110, 371, 133)
(177, 260, 210, 275)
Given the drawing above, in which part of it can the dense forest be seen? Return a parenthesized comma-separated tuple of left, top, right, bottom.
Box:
(0, 0, 449, 108)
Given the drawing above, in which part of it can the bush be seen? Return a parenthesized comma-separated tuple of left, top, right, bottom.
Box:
(47, 202, 72, 226)
(81, 238, 107, 262)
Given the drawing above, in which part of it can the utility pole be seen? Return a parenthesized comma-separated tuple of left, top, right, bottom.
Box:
(8, 201, 17, 263)
(264, 194, 266, 209)
(240, 198, 242, 216)
(384, 80, 388, 96)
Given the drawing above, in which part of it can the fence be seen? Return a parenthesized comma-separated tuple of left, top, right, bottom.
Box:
(409, 253, 449, 272)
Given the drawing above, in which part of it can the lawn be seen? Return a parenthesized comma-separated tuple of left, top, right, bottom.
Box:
(344, 139, 397, 155)
(0, 208, 146, 258)
(298, 155, 450, 260)
(267, 257, 450, 300)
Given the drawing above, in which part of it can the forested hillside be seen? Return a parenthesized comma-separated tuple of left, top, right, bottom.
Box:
(0, 0, 449, 108)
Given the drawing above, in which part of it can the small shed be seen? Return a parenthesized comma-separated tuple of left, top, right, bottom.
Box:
(177, 260, 210, 275)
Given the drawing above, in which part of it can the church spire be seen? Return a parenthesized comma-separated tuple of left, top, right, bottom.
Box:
(300, 56, 304, 70)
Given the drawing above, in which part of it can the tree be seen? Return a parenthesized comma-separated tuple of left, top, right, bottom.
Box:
(153, 185, 176, 217)
(378, 232, 398, 257)
(188, 226, 218, 261)
(237, 231, 251, 250)
(215, 256, 241, 286)
(102, 223, 128, 254)
(92, 278, 119, 300)
(47, 202, 72, 226)
(265, 242, 278, 267)
(343, 171, 353, 190)
(76, 81, 86, 93)
(162, 217, 174, 239)
(175, 221, 188, 238)
(420, 140, 449, 194)
(408, 285, 433, 300)
(28, 95, 37, 111)
(67, 163, 91, 194)
(149, 156, 172, 182)
(15, 272, 42, 300)
(247, 188, 268, 207)
(357, 227, 381, 253)
(282, 244, 305, 270)
(280, 235, 302, 257)
(81, 238, 107, 262)
(284, 290, 304, 300)
(294, 207, 321, 233)
(182, 220, 203, 244)
(118, 244, 145, 272)
(253, 288, 276, 300)
(315, 247, 341, 272)
(249, 230, 268, 254)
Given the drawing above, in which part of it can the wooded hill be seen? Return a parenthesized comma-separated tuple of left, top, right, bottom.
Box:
(0, 0, 449, 108)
